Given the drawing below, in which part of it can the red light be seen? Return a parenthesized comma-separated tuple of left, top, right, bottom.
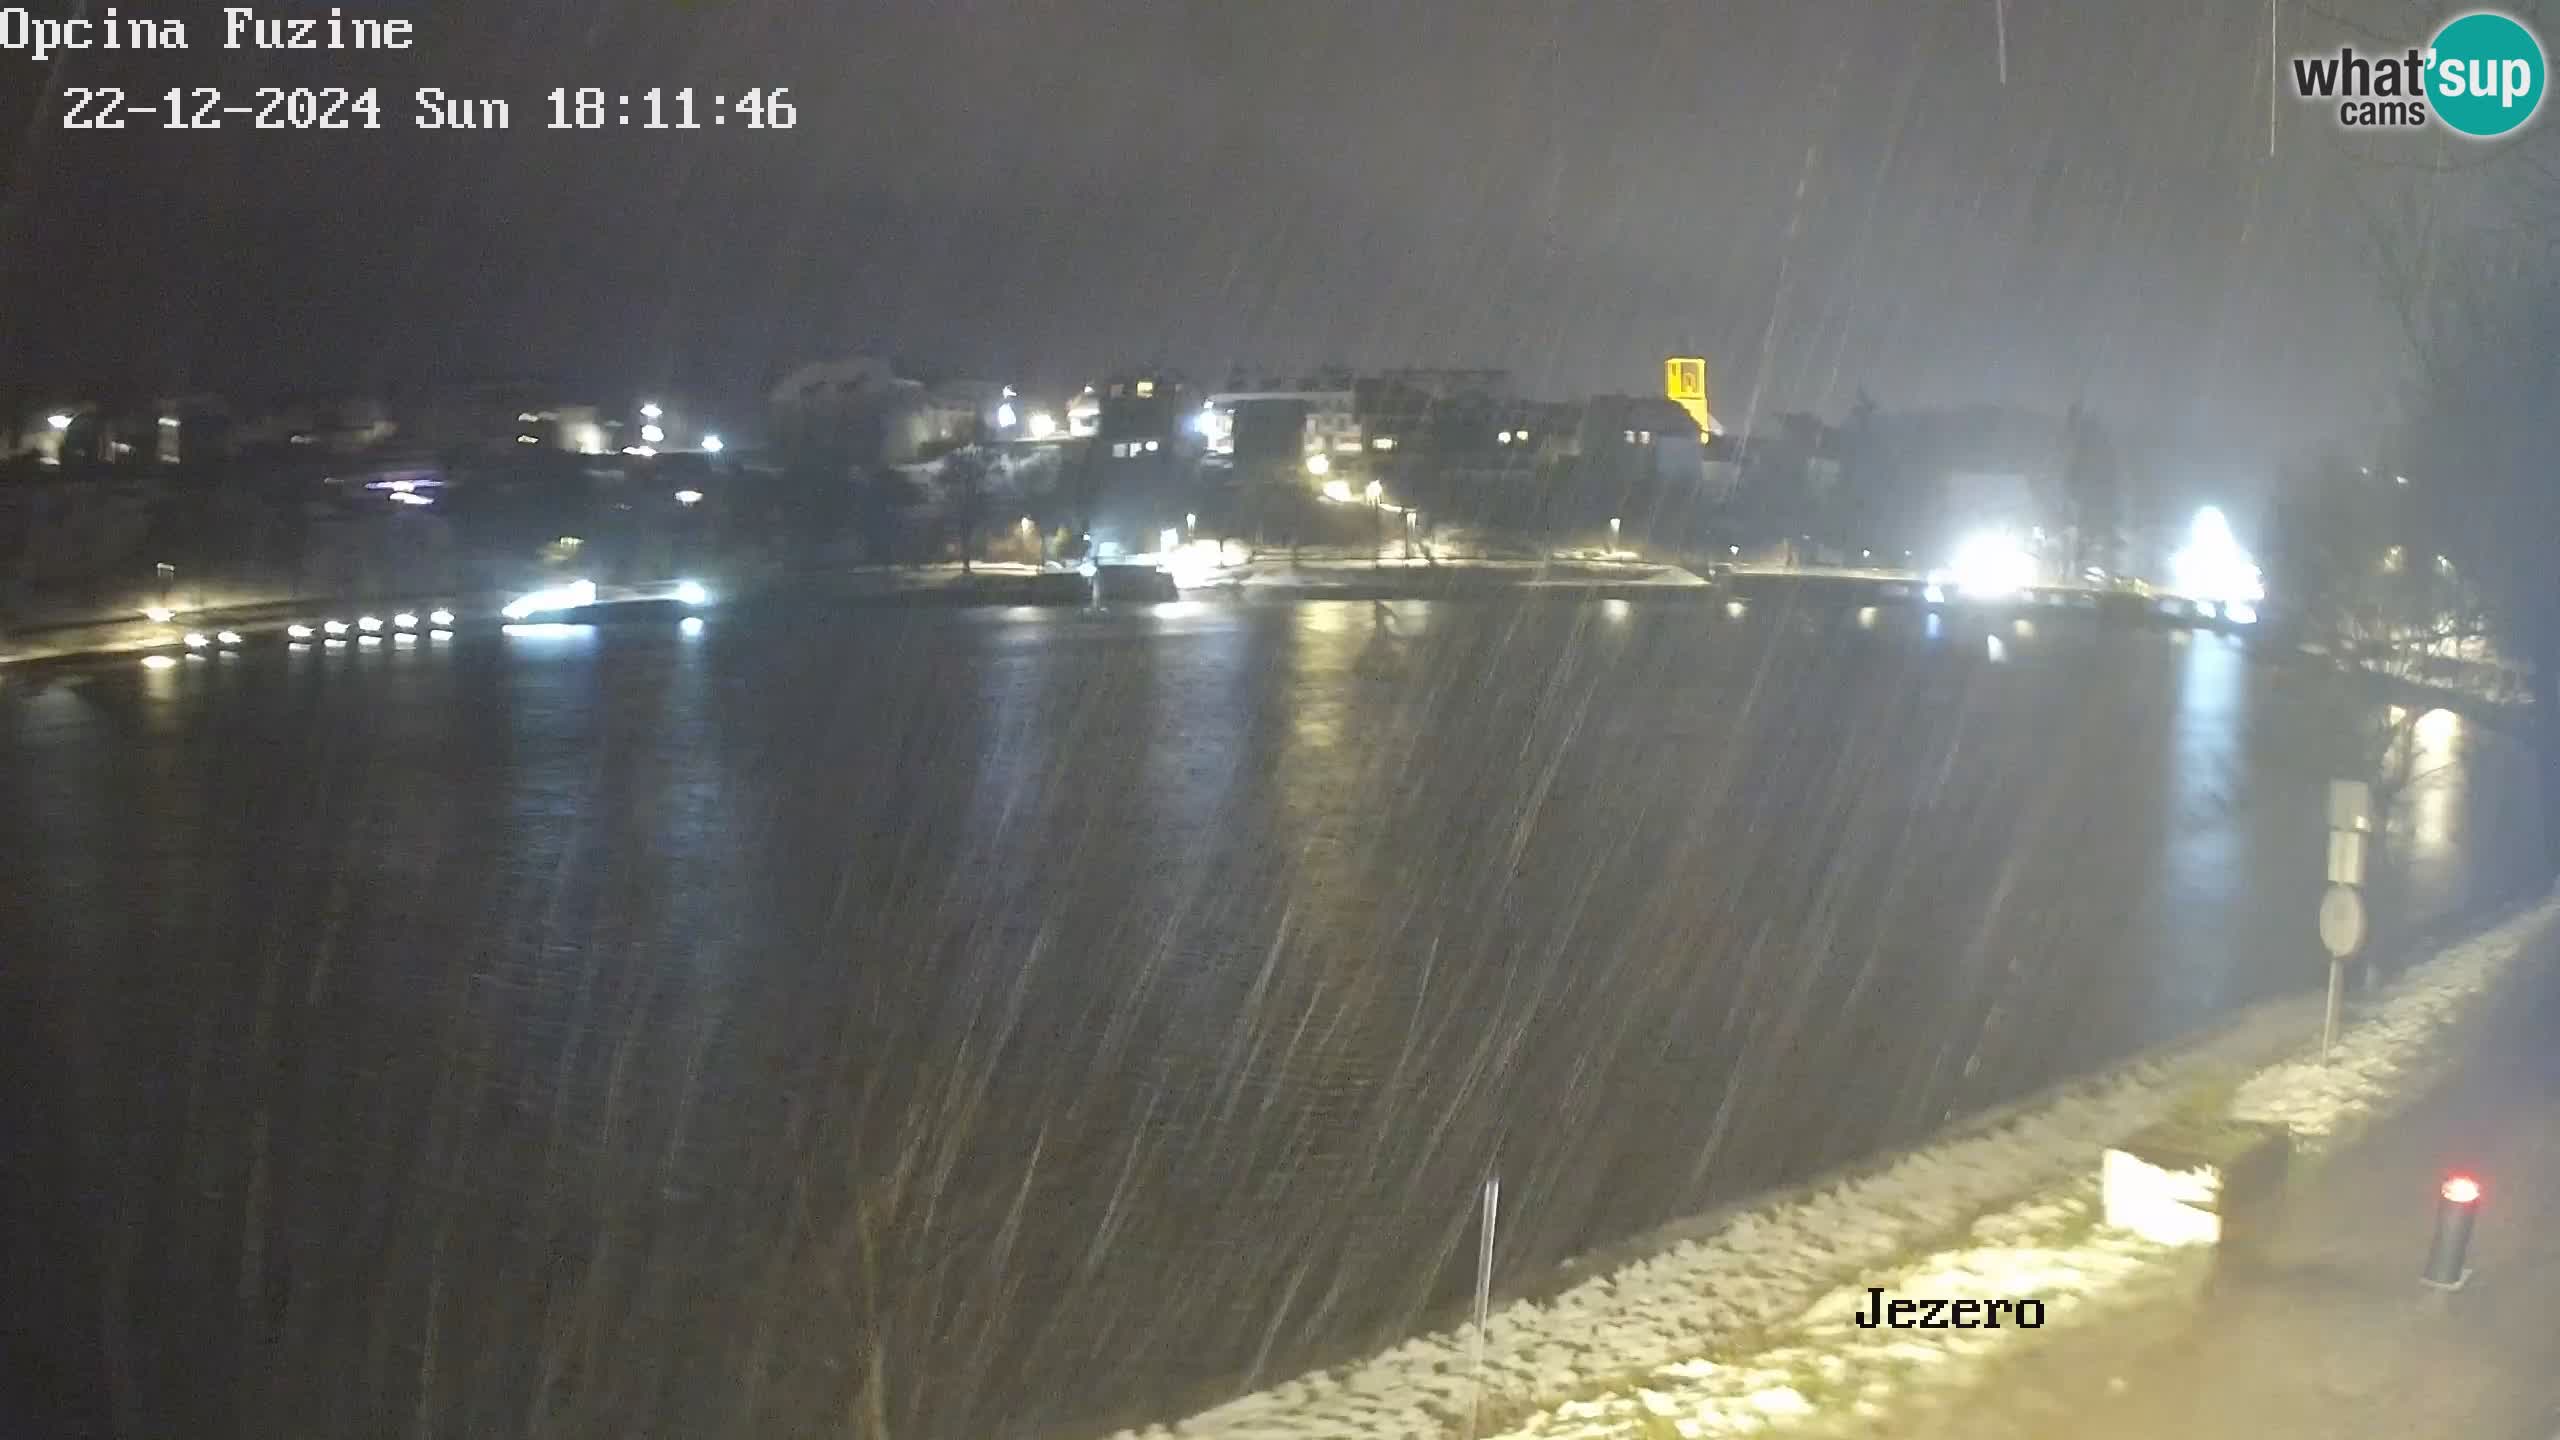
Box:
(2442, 1175, 2483, 1205)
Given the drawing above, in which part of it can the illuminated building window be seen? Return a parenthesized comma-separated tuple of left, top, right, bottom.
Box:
(1373, 436, 1396, 451)
(1498, 431, 1513, 445)
(1624, 430, 1637, 444)
(1640, 430, 1652, 444)
(1135, 380, 1156, 397)
(1518, 430, 1530, 443)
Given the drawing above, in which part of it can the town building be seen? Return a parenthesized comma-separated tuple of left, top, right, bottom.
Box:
(393, 381, 608, 458)
(768, 357, 1009, 466)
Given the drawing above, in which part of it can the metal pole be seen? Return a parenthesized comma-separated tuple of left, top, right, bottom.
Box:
(2322, 957, 2345, 1061)
(1468, 1175, 1499, 1440)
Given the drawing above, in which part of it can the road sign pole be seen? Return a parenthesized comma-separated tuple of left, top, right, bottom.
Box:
(2323, 957, 2346, 1061)
(2320, 780, 2373, 1062)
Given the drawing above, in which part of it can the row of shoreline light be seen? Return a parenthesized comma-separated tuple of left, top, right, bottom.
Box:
(139, 579, 711, 670)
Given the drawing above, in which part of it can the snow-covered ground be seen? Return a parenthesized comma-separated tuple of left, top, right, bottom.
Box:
(2230, 901, 2557, 1144)
(1121, 892, 2560, 1440)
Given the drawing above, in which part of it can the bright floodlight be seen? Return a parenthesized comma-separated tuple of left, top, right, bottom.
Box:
(46, 413, 72, 430)
(1946, 531, 2037, 598)
(673, 580, 710, 607)
(1164, 543, 1222, 591)
(674, 489, 704, 506)
(501, 578, 598, 620)
(996, 403, 1018, 429)
(640, 402, 663, 420)
(287, 623, 315, 639)
(428, 609, 455, 627)
(1159, 527, 1180, 553)
(641, 423, 665, 444)
(184, 632, 210, 650)
(324, 619, 350, 635)
(393, 612, 419, 630)
(2169, 506, 2266, 607)
(1305, 453, 1332, 477)
(1321, 478, 1355, 504)
(679, 616, 706, 636)
(700, 434, 724, 455)
(2443, 1174, 2482, 1204)
(1027, 410, 1058, 440)
(143, 606, 178, 623)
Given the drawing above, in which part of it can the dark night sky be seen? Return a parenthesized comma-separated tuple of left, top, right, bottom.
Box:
(0, 0, 2515, 456)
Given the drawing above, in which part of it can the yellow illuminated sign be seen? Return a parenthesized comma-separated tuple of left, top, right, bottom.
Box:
(1665, 357, 1710, 433)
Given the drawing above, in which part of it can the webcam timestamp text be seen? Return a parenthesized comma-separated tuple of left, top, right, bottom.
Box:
(62, 85, 799, 132)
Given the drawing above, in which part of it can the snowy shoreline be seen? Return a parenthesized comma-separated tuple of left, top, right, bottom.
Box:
(1115, 891, 2560, 1440)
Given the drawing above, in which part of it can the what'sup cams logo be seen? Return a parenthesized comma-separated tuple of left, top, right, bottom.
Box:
(2290, 10, 2546, 136)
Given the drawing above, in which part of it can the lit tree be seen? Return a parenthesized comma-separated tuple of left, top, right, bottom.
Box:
(938, 425, 995, 576)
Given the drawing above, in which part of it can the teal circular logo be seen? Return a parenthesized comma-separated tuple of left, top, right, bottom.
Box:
(2432, 12, 2545, 137)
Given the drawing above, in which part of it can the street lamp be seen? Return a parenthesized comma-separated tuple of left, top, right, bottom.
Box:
(1610, 516, 1622, 551)
(701, 434, 724, 455)
(1306, 453, 1332, 477)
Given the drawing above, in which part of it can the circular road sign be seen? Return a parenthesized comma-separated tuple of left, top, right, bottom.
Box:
(2319, 884, 2368, 959)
